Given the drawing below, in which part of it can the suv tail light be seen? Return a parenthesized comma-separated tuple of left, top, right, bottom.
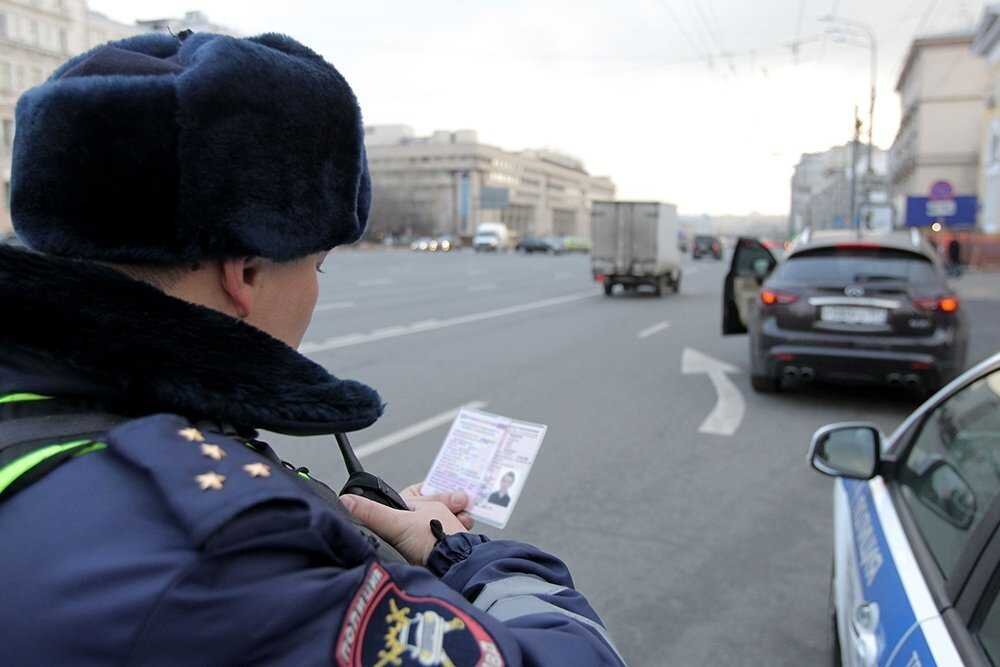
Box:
(913, 295, 960, 313)
(760, 289, 799, 306)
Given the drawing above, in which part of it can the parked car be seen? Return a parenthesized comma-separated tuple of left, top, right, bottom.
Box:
(561, 236, 591, 253)
(516, 236, 562, 254)
(810, 351, 1000, 666)
(723, 229, 968, 395)
(692, 234, 723, 260)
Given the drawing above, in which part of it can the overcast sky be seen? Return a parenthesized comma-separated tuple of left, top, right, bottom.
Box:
(89, 0, 985, 215)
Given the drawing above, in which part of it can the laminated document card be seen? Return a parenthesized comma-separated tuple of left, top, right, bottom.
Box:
(421, 407, 547, 529)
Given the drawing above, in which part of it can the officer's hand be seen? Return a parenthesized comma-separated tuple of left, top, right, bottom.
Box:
(401, 484, 475, 530)
(340, 493, 470, 566)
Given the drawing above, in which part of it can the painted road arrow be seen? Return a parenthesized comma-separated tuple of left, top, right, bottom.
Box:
(681, 347, 746, 436)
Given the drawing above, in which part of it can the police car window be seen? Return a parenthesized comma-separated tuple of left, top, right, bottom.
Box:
(979, 590, 1000, 666)
(897, 370, 1000, 577)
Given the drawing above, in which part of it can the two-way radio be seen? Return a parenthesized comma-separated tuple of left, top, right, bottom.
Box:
(334, 431, 409, 510)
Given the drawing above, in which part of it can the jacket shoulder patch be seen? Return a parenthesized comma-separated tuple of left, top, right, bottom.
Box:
(335, 563, 504, 667)
(104, 413, 308, 545)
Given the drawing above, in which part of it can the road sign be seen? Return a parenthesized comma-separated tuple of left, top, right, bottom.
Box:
(905, 180, 976, 228)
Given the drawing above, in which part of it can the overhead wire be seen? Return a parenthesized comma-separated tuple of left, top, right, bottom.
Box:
(655, 0, 711, 67)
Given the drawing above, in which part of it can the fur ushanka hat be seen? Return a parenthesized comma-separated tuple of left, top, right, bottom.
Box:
(10, 31, 370, 264)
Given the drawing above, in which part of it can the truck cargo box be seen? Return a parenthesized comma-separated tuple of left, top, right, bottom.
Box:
(591, 201, 682, 296)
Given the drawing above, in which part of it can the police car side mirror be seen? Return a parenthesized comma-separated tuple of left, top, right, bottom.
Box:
(809, 423, 880, 480)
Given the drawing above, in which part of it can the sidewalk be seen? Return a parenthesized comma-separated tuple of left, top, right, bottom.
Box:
(953, 269, 1000, 301)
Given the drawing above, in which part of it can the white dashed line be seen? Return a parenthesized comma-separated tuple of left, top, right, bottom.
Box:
(300, 291, 595, 354)
(314, 301, 355, 312)
(356, 401, 488, 459)
(637, 321, 671, 339)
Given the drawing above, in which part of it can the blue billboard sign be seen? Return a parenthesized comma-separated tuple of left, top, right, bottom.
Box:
(904, 195, 976, 228)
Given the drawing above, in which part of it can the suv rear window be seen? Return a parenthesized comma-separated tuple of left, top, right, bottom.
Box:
(773, 247, 939, 285)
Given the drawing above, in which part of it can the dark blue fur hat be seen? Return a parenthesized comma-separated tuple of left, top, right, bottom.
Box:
(11, 31, 371, 263)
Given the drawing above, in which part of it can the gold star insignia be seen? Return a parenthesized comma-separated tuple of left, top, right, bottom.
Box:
(243, 462, 271, 478)
(195, 472, 225, 491)
(178, 427, 204, 442)
(200, 443, 226, 461)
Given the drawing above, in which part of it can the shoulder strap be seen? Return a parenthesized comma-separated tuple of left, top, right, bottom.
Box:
(0, 412, 129, 466)
(0, 399, 131, 500)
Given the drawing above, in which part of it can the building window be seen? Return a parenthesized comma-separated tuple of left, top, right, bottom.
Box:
(15, 65, 24, 91)
(0, 62, 10, 91)
(0, 14, 6, 39)
(28, 20, 38, 45)
(58, 28, 66, 53)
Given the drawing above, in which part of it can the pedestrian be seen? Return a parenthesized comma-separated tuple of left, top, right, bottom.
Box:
(948, 237, 963, 277)
(0, 32, 624, 666)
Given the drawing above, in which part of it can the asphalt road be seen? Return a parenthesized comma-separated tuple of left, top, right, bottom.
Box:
(265, 248, 1000, 666)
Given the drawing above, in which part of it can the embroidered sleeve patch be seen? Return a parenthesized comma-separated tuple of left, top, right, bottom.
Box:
(334, 563, 504, 667)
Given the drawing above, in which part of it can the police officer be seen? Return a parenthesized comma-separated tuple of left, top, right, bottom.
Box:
(0, 32, 624, 666)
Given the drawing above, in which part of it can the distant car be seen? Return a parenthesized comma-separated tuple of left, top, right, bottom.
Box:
(474, 231, 501, 252)
(410, 237, 434, 252)
(810, 351, 1000, 666)
(435, 235, 460, 252)
(516, 236, 562, 254)
(561, 236, 591, 253)
(692, 235, 722, 260)
(723, 229, 968, 394)
(474, 223, 512, 252)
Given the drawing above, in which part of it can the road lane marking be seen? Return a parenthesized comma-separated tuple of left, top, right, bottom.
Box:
(468, 283, 497, 292)
(300, 291, 595, 354)
(314, 301, 355, 312)
(681, 347, 745, 436)
(637, 321, 671, 339)
(357, 277, 394, 287)
(357, 401, 488, 459)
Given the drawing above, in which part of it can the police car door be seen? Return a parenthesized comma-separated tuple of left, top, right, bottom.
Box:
(722, 238, 777, 335)
(849, 365, 1000, 666)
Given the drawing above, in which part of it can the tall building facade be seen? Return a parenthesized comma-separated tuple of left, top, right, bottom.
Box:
(789, 143, 890, 234)
(889, 32, 989, 228)
(364, 125, 615, 239)
(0, 4, 236, 236)
(973, 7, 1000, 233)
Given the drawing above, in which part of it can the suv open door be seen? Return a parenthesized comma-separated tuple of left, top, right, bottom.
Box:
(722, 237, 777, 335)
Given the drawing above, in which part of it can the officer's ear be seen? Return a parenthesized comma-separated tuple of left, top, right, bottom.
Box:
(219, 257, 265, 319)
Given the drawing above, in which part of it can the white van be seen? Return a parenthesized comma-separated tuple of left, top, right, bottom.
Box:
(473, 223, 512, 252)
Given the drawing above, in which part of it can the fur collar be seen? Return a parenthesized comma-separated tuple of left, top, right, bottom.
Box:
(0, 246, 382, 434)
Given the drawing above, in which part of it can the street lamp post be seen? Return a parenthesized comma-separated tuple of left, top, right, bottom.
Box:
(821, 15, 878, 232)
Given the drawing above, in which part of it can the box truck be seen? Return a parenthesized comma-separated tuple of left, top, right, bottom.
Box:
(591, 201, 682, 297)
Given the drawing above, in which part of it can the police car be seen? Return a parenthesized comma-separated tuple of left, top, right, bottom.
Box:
(810, 351, 1000, 666)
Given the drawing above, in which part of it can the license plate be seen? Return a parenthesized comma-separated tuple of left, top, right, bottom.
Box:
(820, 306, 887, 325)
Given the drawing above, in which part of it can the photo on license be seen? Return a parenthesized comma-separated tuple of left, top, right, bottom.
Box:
(421, 408, 546, 529)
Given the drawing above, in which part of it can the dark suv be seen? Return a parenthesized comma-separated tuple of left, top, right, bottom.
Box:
(723, 229, 968, 395)
(692, 235, 722, 260)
